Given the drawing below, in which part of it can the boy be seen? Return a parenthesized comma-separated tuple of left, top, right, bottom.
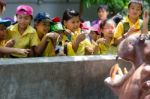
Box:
(113, 0, 143, 45)
(34, 12, 59, 56)
(0, 19, 30, 57)
(7, 5, 39, 58)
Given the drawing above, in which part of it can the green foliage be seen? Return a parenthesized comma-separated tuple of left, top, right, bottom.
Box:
(83, 0, 128, 15)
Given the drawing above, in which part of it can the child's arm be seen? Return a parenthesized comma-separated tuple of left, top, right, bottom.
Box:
(142, 10, 149, 34)
(72, 33, 86, 52)
(114, 26, 138, 45)
(5, 39, 15, 47)
(34, 32, 59, 56)
(0, 47, 30, 55)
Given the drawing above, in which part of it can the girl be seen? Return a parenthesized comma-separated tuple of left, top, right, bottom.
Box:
(56, 9, 86, 56)
(91, 5, 109, 33)
(97, 19, 117, 54)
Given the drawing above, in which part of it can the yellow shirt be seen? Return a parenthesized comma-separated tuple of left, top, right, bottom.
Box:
(42, 39, 55, 57)
(98, 43, 117, 55)
(7, 23, 40, 57)
(0, 40, 7, 57)
(76, 38, 93, 55)
(114, 16, 143, 40)
(61, 28, 81, 56)
(0, 40, 6, 47)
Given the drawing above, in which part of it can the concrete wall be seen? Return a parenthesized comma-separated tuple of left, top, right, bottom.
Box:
(0, 55, 132, 99)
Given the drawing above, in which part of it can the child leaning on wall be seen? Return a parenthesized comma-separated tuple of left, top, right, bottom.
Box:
(34, 12, 60, 57)
(0, 19, 30, 57)
(0, 1, 30, 57)
(113, 0, 143, 45)
(54, 9, 86, 56)
(7, 4, 40, 58)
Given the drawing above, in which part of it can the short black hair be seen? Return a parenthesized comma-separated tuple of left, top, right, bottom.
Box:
(62, 9, 79, 25)
(128, 2, 143, 10)
(97, 5, 108, 12)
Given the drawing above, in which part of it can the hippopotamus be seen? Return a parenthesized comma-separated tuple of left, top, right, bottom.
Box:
(104, 10, 150, 99)
(105, 33, 150, 99)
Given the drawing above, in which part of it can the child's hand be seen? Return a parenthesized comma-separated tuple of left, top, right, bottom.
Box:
(143, 10, 149, 24)
(5, 39, 15, 47)
(46, 32, 61, 41)
(76, 33, 86, 43)
(85, 46, 94, 55)
(96, 38, 106, 44)
(127, 26, 139, 34)
(16, 49, 31, 55)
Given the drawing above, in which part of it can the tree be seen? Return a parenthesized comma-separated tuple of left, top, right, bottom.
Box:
(82, 0, 128, 16)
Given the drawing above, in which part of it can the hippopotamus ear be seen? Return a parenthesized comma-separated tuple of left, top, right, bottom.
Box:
(138, 34, 146, 44)
(117, 39, 134, 61)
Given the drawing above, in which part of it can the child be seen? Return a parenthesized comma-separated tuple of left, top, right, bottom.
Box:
(0, 0, 5, 15)
(56, 9, 86, 56)
(7, 5, 40, 58)
(97, 19, 117, 54)
(113, 0, 143, 45)
(77, 21, 100, 55)
(0, 19, 30, 57)
(34, 12, 59, 56)
(91, 5, 109, 33)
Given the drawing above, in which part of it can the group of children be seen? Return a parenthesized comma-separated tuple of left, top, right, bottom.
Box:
(0, 0, 149, 58)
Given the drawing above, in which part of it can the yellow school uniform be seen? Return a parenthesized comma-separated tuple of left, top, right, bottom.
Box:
(114, 16, 143, 40)
(61, 28, 81, 56)
(42, 39, 55, 56)
(0, 40, 7, 57)
(7, 23, 40, 57)
(0, 40, 6, 47)
(76, 38, 93, 55)
(98, 43, 117, 55)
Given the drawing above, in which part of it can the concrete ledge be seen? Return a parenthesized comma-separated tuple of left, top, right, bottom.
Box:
(0, 55, 131, 99)
(0, 55, 117, 65)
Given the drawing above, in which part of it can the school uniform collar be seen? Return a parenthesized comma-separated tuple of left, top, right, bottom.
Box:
(13, 23, 34, 36)
(124, 16, 141, 26)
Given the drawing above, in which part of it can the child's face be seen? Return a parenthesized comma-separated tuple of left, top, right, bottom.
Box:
(16, 14, 32, 30)
(128, 3, 142, 19)
(64, 16, 80, 32)
(0, 24, 6, 40)
(35, 21, 50, 35)
(101, 22, 115, 38)
(98, 9, 108, 21)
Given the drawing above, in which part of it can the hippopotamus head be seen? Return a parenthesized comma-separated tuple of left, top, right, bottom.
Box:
(118, 33, 150, 66)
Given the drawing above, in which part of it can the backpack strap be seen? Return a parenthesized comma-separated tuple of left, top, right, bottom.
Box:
(122, 19, 143, 34)
(139, 19, 143, 30)
(123, 22, 130, 34)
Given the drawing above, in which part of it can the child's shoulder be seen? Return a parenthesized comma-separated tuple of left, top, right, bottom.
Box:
(7, 23, 18, 31)
(26, 25, 37, 33)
